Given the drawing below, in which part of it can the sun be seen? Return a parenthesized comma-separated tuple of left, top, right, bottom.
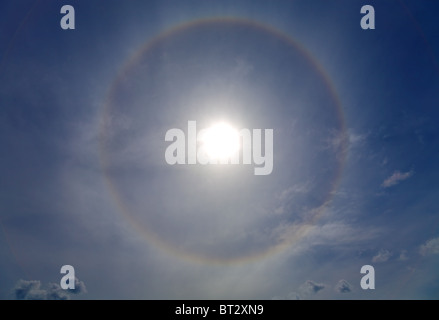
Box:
(200, 122, 240, 162)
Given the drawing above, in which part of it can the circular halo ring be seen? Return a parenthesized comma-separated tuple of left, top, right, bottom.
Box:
(99, 17, 348, 265)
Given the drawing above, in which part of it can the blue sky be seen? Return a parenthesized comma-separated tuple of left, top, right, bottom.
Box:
(1, 0, 439, 299)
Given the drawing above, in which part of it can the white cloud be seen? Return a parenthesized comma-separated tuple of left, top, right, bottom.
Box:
(420, 237, 439, 256)
(372, 249, 391, 263)
(334, 279, 353, 293)
(381, 170, 413, 188)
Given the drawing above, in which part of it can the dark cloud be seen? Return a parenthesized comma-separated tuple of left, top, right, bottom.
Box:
(334, 280, 353, 293)
(46, 283, 70, 300)
(13, 278, 86, 300)
(300, 280, 325, 296)
(69, 278, 87, 295)
(14, 280, 47, 300)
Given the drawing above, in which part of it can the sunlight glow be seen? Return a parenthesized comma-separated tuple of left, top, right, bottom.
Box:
(200, 122, 240, 162)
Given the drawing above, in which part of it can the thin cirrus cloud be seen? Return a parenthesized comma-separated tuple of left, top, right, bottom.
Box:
(381, 170, 413, 188)
(372, 249, 392, 263)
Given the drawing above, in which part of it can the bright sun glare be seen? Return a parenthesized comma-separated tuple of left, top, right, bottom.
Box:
(200, 122, 240, 162)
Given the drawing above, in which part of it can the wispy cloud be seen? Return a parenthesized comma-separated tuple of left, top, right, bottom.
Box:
(381, 170, 413, 188)
(348, 132, 368, 146)
(324, 129, 349, 160)
(399, 250, 409, 261)
(372, 249, 391, 263)
(277, 183, 311, 201)
(303, 221, 382, 248)
(334, 279, 353, 293)
(12, 278, 86, 300)
(326, 130, 367, 150)
(274, 183, 312, 215)
(420, 237, 439, 256)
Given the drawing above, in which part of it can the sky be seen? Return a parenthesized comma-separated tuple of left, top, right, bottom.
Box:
(1, 0, 439, 300)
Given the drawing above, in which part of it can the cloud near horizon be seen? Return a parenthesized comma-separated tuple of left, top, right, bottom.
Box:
(334, 279, 353, 293)
(273, 280, 326, 300)
(299, 280, 326, 296)
(13, 278, 87, 300)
